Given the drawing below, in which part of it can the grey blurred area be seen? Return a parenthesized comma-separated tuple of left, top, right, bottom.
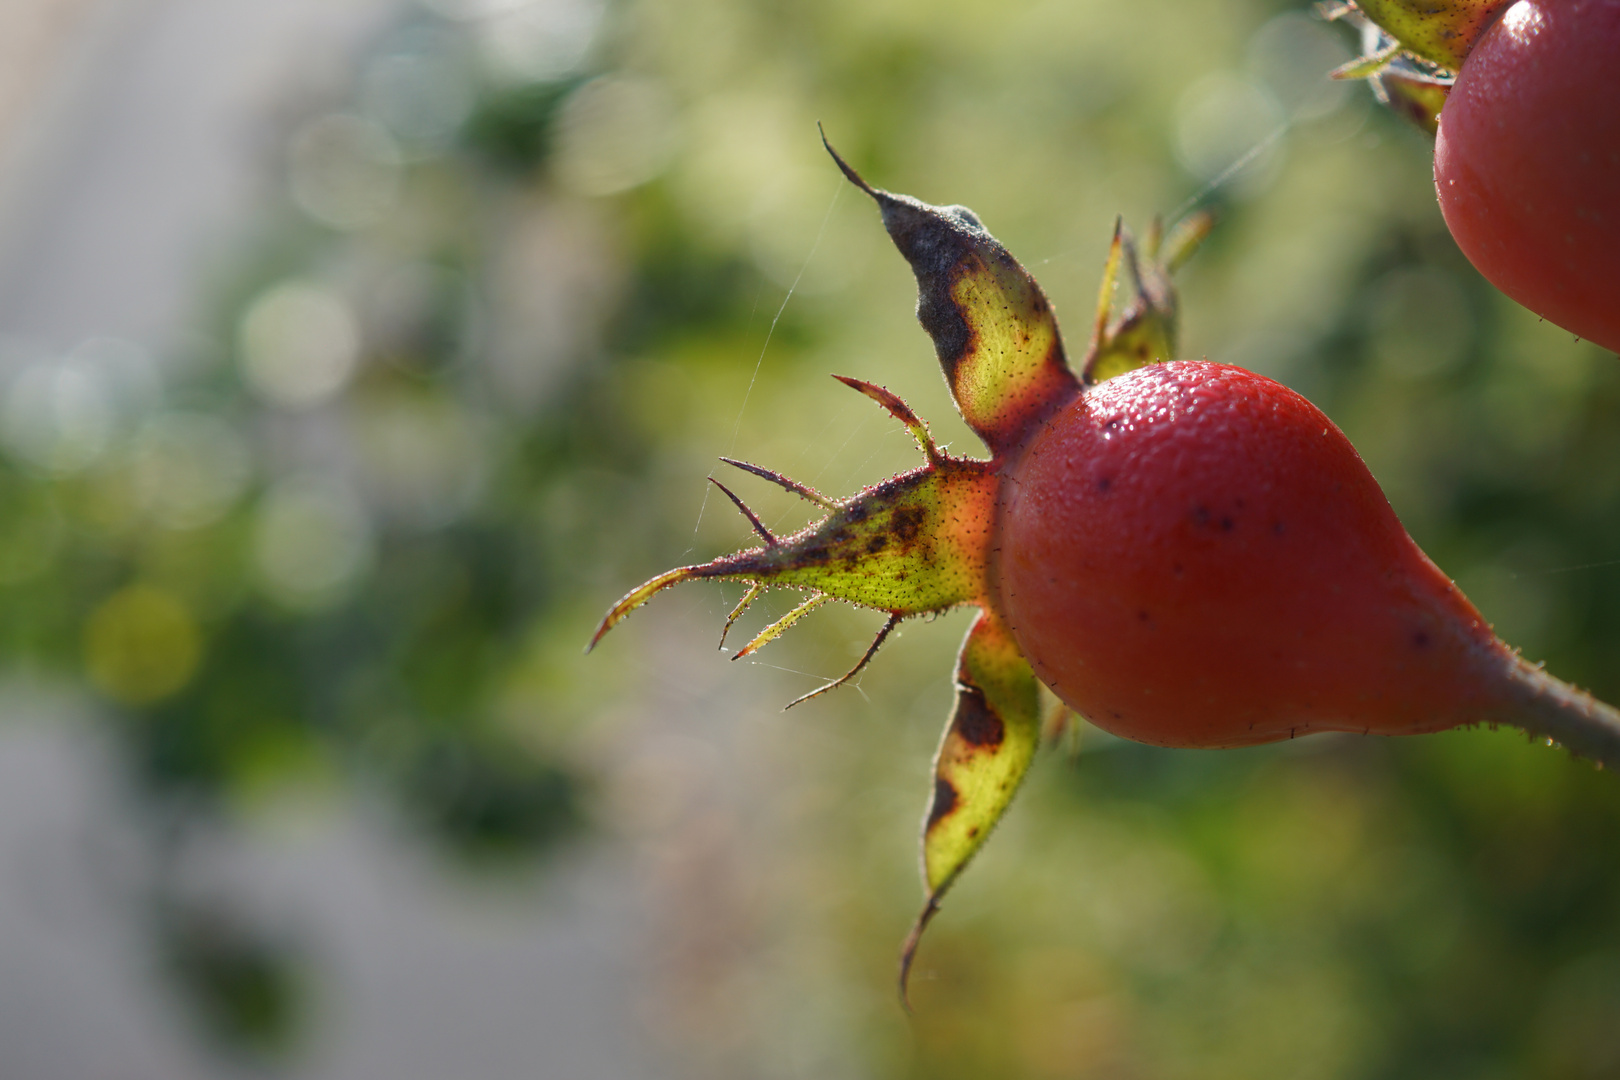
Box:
(0, 2, 656, 1077)
(0, 708, 652, 1080)
(0, 0, 387, 350)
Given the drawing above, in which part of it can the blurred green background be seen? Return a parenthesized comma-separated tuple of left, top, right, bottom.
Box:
(1, 0, 1618, 1076)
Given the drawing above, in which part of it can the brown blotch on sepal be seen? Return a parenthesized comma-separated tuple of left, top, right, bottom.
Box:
(588, 454, 997, 667)
(903, 610, 1042, 1004)
(822, 132, 1080, 456)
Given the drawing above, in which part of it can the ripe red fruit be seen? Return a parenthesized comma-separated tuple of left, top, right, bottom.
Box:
(593, 141, 1620, 1001)
(1433, 0, 1620, 353)
(997, 360, 1509, 748)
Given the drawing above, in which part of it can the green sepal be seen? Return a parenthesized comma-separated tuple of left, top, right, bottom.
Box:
(588, 371, 1001, 661)
(1324, 6, 1458, 133)
(589, 456, 996, 650)
(899, 609, 1041, 1004)
(1081, 212, 1213, 385)
(824, 137, 1080, 457)
(1330, 38, 1403, 80)
(1349, 0, 1507, 71)
(1375, 71, 1451, 135)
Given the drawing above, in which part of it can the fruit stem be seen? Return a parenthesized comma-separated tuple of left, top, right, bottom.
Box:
(1495, 656, 1620, 770)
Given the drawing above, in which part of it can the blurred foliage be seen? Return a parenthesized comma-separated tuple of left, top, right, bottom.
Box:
(2, 0, 1619, 1073)
(158, 893, 308, 1062)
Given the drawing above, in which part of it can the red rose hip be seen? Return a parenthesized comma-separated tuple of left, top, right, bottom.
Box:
(1433, 0, 1620, 353)
(996, 361, 1508, 748)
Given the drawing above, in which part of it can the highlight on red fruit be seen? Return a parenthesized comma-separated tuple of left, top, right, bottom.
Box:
(590, 138, 1620, 1004)
(1433, 0, 1620, 354)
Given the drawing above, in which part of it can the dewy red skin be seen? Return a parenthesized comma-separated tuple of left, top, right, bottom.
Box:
(1434, 0, 1620, 354)
(996, 361, 1510, 748)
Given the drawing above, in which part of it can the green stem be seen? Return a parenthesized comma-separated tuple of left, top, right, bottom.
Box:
(1493, 655, 1620, 770)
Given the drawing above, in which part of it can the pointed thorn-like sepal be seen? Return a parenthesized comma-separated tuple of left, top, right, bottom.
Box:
(709, 475, 777, 547)
(719, 457, 837, 510)
(1331, 38, 1403, 80)
(897, 895, 941, 1011)
(588, 564, 715, 652)
(719, 581, 767, 650)
(833, 374, 939, 462)
(783, 613, 901, 709)
(732, 592, 831, 660)
(819, 125, 878, 198)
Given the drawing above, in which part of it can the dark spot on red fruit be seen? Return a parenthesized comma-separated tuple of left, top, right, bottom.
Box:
(1173, 562, 1184, 576)
(1220, 516, 1235, 532)
(927, 778, 958, 828)
(1273, 521, 1286, 536)
(1193, 505, 1211, 525)
(1096, 476, 1113, 493)
(954, 689, 1005, 748)
(1412, 630, 1431, 648)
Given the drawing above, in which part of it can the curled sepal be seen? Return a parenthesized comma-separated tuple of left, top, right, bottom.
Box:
(823, 135, 1080, 457)
(899, 609, 1041, 1005)
(1348, 0, 1508, 71)
(1080, 211, 1214, 386)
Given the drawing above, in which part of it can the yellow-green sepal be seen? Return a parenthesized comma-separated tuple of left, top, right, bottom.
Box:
(899, 608, 1041, 1004)
(1349, 0, 1507, 71)
(589, 456, 997, 652)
